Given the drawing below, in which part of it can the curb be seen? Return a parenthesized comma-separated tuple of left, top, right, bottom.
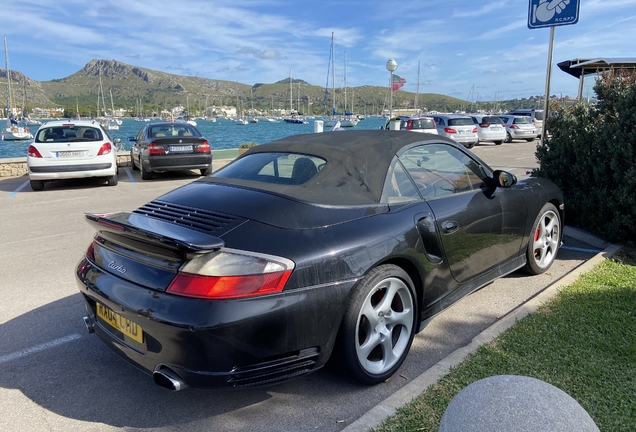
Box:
(343, 228, 621, 432)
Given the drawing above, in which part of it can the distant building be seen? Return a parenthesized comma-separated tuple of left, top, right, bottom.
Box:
(32, 107, 64, 118)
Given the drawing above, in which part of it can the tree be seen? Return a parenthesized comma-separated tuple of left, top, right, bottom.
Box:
(534, 69, 636, 242)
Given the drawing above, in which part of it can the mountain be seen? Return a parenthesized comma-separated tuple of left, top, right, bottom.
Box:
(4, 59, 469, 115)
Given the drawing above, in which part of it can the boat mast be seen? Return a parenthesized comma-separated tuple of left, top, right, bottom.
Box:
(98, 69, 107, 117)
(415, 61, 420, 113)
(289, 70, 293, 114)
(110, 89, 116, 116)
(4, 35, 11, 127)
(344, 51, 347, 113)
(331, 34, 335, 114)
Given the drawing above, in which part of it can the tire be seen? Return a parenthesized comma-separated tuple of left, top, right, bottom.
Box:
(200, 166, 212, 176)
(494, 140, 503, 145)
(336, 264, 416, 385)
(140, 161, 152, 180)
(504, 132, 512, 143)
(30, 180, 44, 191)
(107, 174, 118, 186)
(465, 142, 476, 149)
(526, 138, 534, 142)
(524, 203, 561, 275)
(130, 150, 139, 170)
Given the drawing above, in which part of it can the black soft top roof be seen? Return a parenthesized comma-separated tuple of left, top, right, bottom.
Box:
(206, 130, 451, 206)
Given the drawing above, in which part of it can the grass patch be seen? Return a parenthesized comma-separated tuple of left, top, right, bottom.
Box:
(375, 246, 636, 432)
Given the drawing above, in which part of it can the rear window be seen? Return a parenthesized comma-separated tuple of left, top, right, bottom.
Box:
(212, 153, 325, 185)
(410, 119, 435, 129)
(482, 116, 505, 125)
(448, 118, 474, 126)
(149, 124, 202, 138)
(35, 125, 104, 143)
(513, 117, 532, 125)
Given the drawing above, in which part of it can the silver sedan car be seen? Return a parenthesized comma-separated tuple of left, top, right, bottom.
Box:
(433, 114, 478, 148)
(470, 115, 506, 145)
(499, 115, 538, 143)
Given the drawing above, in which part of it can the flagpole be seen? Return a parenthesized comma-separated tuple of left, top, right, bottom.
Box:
(386, 59, 398, 119)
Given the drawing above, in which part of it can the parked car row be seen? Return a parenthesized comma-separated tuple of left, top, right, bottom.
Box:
(26, 120, 213, 191)
(385, 112, 539, 148)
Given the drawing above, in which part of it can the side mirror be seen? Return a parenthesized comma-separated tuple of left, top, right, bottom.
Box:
(493, 170, 517, 188)
(114, 137, 122, 144)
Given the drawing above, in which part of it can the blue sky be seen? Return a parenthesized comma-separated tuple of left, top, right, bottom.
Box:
(3, 0, 636, 101)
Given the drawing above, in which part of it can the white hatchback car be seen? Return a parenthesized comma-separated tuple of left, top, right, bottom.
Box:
(27, 120, 121, 191)
(398, 116, 438, 134)
(499, 115, 538, 143)
(470, 115, 507, 145)
(432, 115, 478, 148)
(382, 116, 438, 134)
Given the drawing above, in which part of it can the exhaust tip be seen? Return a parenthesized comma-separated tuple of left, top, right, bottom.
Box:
(153, 365, 188, 391)
(83, 315, 95, 334)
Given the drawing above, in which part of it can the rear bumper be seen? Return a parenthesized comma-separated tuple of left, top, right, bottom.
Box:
(75, 256, 353, 389)
(478, 131, 506, 142)
(28, 161, 116, 180)
(144, 154, 212, 172)
(509, 129, 537, 139)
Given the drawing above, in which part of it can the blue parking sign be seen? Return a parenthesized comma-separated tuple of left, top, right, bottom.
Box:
(528, 0, 580, 29)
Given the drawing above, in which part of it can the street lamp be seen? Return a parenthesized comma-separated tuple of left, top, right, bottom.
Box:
(386, 59, 398, 120)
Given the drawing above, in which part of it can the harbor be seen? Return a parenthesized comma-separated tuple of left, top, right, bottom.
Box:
(0, 116, 387, 160)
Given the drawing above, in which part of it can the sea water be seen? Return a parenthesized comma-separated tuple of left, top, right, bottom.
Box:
(0, 117, 386, 159)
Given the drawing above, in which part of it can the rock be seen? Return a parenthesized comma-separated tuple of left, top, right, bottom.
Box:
(439, 375, 599, 432)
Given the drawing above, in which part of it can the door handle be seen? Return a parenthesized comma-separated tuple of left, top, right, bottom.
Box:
(442, 220, 459, 234)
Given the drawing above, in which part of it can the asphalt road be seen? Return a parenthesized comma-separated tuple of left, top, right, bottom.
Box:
(0, 138, 601, 431)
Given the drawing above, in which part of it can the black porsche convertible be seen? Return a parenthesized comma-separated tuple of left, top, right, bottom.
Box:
(76, 130, 563, 390)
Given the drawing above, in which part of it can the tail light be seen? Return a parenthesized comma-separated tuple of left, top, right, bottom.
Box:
(472, 127, 478, 133)
(97, 142, 112, 156)
(28, 145, 43, 158)
(85, 242, 96, 262)
(196, 140, 211, 153)
(148, 142, 166, 155)
(510, 125, 520, 130)
(167, 249, 295, 300)
(532, 118, 536, 123)
(444, 128, 457, 134)
(406, 120, 413, 130)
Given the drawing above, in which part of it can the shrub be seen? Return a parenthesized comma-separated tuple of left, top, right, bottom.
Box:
(534, 69, 636, 242)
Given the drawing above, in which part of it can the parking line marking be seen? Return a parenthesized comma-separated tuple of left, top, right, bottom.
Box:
(0, 334, 82, 365)
(0, 231, 77, 247)
(8, 180, 30, 198)
(125, 168, 136, 183)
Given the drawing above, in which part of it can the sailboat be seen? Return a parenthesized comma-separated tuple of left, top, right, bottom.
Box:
(183, 95, 197, 126)
(235, 91, 247, 125)
(324, 33, 358, 128)
(96, 71, 119, 131)
(22, 80, 41, 126)
(134, 98, 150, 122)
(249, 88, 258, 123)
(283, 70, 308, 124)
(2, 35, 33, 141)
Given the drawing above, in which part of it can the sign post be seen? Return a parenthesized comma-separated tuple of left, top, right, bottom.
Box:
(528, 0, 580, 142)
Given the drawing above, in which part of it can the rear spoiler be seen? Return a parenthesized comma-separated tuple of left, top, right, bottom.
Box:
(85, 212, 224, 252)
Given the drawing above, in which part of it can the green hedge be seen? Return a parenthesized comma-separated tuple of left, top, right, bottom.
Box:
(534, 69, 636, 242)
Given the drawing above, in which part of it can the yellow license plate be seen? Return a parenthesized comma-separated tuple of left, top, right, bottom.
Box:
(96, 303, 144, 344)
